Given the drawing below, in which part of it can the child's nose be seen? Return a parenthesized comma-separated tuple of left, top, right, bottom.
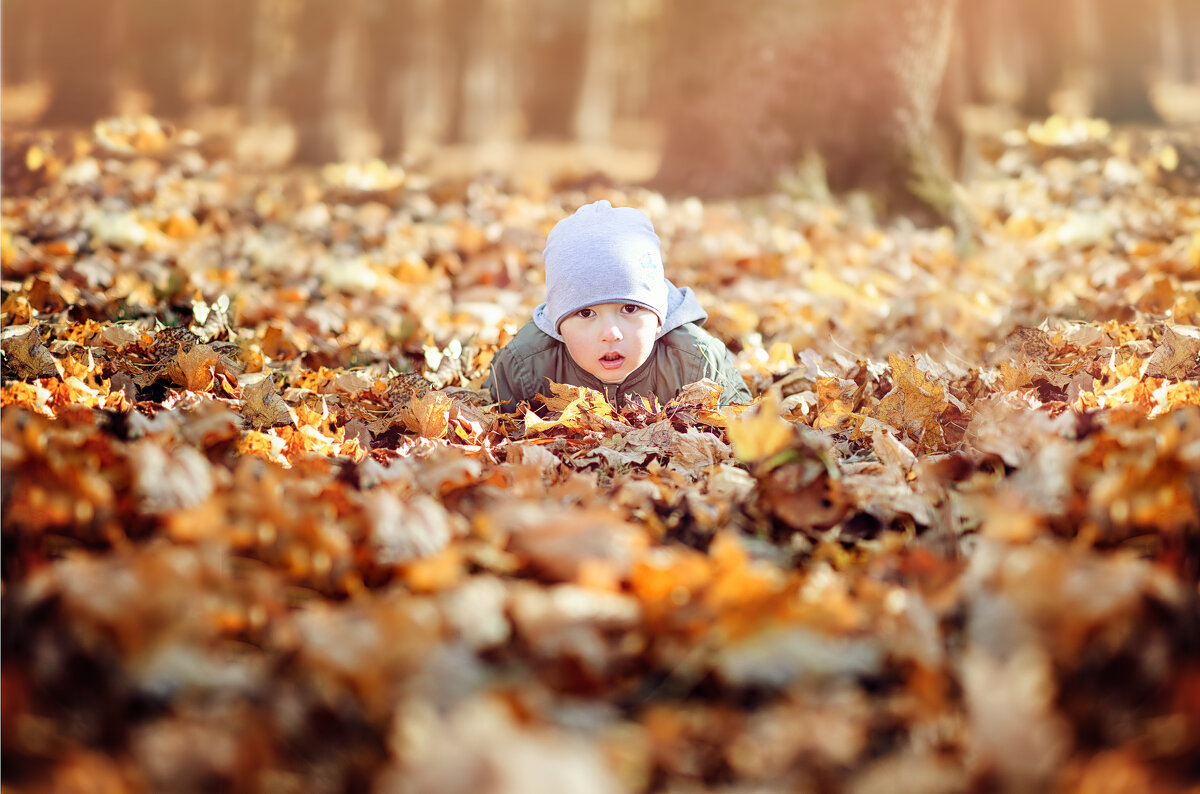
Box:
(603, 322, 623, 341)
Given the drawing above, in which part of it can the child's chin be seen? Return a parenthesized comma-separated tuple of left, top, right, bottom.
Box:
(595, 369, 627, 384)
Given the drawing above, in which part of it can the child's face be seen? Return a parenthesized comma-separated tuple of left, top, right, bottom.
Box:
(559, 302, 660, 384)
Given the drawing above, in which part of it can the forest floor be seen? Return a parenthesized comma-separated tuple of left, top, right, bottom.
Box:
(2, 114, 1200, 794)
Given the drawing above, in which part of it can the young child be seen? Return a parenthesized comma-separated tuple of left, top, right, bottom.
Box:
(485, 200, 751, 412)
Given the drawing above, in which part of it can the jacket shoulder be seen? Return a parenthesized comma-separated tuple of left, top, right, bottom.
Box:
(656, 323, 751, 404)
(503, 321, 559, 358)
(659, 322, 723, 356)
(486, 321, 563, 411)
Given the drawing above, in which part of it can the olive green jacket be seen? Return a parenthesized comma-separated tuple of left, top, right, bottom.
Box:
(484, 320, 751, 413)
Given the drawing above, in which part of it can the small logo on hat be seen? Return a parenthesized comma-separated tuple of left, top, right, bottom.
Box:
(641, 251, 658, 272)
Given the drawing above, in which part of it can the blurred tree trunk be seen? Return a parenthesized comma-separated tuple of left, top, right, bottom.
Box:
(363, 0, 409, 158)
(244, 0, 284, 125)
(2, 0, 44, 84)
(197, 0, 257, 112)
(38, 0, 122, 125)
(574, 0, 621, 145)
(287, 0, 369, 162)
(455, 0, 520, 146)
(1091, 0, 1161, 121)
(522, 0, 589, 140)
(397, 0, 458, 156)
(652, 0, 962, 226)
(131, 0, 195, 119)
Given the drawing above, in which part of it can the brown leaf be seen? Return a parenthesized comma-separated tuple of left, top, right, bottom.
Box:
(130, 441, 215, 515)
(399, 390, 454, 439)
(2, 325, 57, 379)
(502, 505, 649, 582)
(1145, 325, 1200, 379)
(364, 491, 453, 564)
(621, 421, 732, 474)
(241, 374, 294, 429)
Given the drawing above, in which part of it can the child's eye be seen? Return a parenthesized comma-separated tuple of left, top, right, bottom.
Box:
(620, 304, 641, 314)
(577, 308, 595, 319)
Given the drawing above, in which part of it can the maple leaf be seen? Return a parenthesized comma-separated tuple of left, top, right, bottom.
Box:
(2, 325, 57, 380)
(875, 355, 949, 450)
(813, 376, 858, 432)
(398, 390, 454, 439)
(241, 374, 295, 429)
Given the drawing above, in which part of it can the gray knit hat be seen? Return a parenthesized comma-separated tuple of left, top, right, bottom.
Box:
(540, 200, 668, 332)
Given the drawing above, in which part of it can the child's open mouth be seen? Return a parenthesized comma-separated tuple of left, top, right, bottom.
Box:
(599, 352, 625, 370)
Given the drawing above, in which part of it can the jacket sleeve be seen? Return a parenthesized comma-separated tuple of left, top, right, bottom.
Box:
(483, 347, 524, 413)
(698, 339, 752, 406)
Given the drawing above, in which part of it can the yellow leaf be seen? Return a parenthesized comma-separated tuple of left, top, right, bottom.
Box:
(726, 391, 793, 463)
(399, 390, 454, 439)
(523, 408, 558, 435)
(813, 376, 857, 431)
(1160, 144, 1179, 172)
(526, 381, 627, 435)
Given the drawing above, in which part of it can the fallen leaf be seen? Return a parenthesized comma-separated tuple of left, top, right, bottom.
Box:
(240, 373, 294, 429)
(726, 391, 794, 463)
(1145, 325, 1200, 379)
(875, 355, 950, 450)
(2, 325, 57, 379)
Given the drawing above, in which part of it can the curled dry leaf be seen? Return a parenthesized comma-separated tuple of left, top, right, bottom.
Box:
(2, 325, 57, 379)
(240, 374, 294, 429)
(166, 343, 220, 391)
(130, 441, 215, 515)
(1145, 325, 1200, 379)
(502, 505, 649, 582)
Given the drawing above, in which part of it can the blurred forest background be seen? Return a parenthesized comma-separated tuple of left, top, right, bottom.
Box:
(3, 0, 1200, 196)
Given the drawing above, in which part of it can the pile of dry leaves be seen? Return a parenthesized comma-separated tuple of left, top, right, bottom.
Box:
(2, 115, 1200, 793)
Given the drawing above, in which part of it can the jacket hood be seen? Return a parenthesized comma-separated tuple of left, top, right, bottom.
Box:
(532, 278, 708, 342)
